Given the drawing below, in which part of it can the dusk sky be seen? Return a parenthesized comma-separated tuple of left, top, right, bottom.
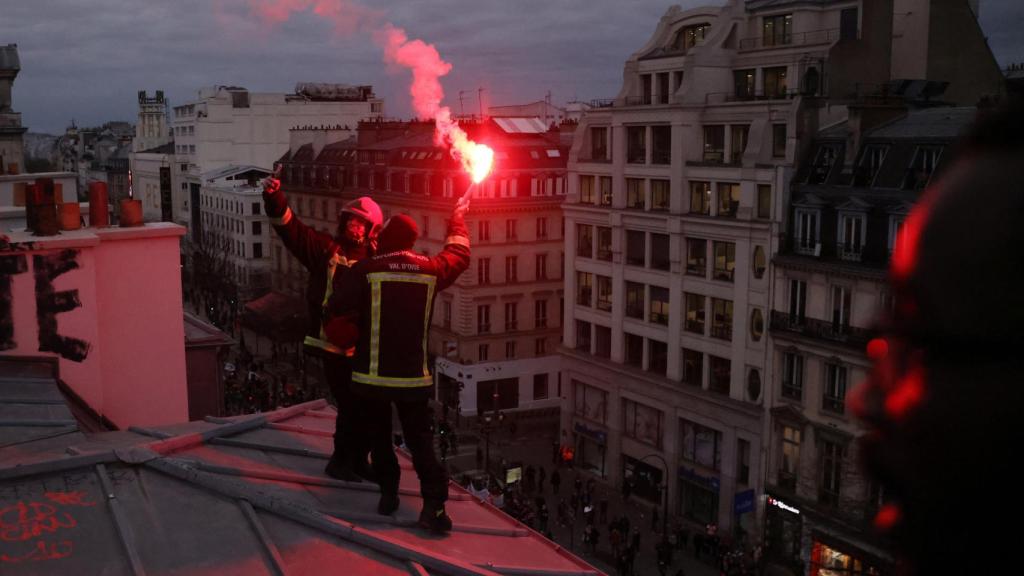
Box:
(2, 0, 1022, 135)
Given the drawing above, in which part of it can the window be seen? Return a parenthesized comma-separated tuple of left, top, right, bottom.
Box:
(442, 300, 452, 329)
(651, 179, 670, 211)
(840, 7, 859, 41)
(479, 344, 489, 362)
(599, 177, 612, 206)
(505, 219, 517, 241)
(757, 185, 771, 219)
(505, 341, 517, 359)
(789, 279, 807, 322)
(713, 241, 735, 282)
(535, 299, 548, 328)
(625, 282, 645, 319)
(686, 239, 707, 276)
(711, 298, 733, 340)
(680, 419, 721, 470)
(504, 302, 518, 331)
(763, 14, 792, 46)
(477, 305, 491, 333)
(595, 325, 612, 358)
(820, 440, 844, 507)
(673, 23, 709, 51)
(709, 355, 731, 395)
(763, 66, 788, 98)
(535, 338, 547, 356)
(689, 181, 710, 214)
(573, 380, 607, 423)
(576, 272, 593, 306)
(627, 126, 646, 163)
(251, 202, 261, 215)
(753, 246, 767, 279)
(808, 144, 840, 184)
(685, 292, 705, 334)
(855, 145, 888, 186)
(505, 256, 518, 283)
(478, 220, 490, 241)
(838, 213, 865, 260)
(652, 126, 671, 164)
(253, 243, 263, 258)
(682, 348, 703, 386)
(589, 127, 608, 160)
(823, 363, 848, 414)
(478, 257, 491, 284)
(780, 426, 801, 490)
(782, 352, 804, 400)
(533, 374, 549, 400)
(730, 125, 749, 164)
(702, 125, 724, 163)
(626, 230, 646, 266)
(648, 339, 668, 376)
(717, 183, 739, 217)
(795, 209, 820, 254)
(657, 72, 670, 105)
(904, 145, 943, 190)
(831, 285, 852, 334)
(596, 275, 613, 311)
(624, 333, 644, 368)
(626, 178, 645, 209)
(536, 217, 548, 239)
(650, 287, 670, 325)
(576, 224, 593, 258)
(888, 214, 907, 255)
(535, 253, 547, 280)
(772, 124, 787, 157)
(579, 175, 596, 203)
(623, 399, 664, 447)
(734, 69, 755, 100)
(575, 320, 592, 352)
(737, 439, 751, 485)
(650, 234, 670, 271)
(597, 226, 613, 261)
(751, 308, 764, 341)
(251, 221, 262, 235)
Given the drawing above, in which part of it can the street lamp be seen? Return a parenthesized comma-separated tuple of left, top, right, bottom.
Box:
(479, 393, 504, 479)
(640, 453, 671, 544)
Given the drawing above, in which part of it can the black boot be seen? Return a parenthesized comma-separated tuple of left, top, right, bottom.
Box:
(378, 493, 400, 516)
(418, 501, 453, 533)
(324, 456, 363, 483)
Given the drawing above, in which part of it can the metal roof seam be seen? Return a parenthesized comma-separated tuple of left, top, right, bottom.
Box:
(239, 499, 288, 576)
(96, 463, 148, 576)
(0, 450, 119, 480)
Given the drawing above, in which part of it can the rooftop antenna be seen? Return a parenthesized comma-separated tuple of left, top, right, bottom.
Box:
(478, 87, 485, 120)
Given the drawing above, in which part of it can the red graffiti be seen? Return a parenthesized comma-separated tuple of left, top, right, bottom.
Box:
(44, 491, 96, 507)
(0, 501, 77, 542)
(0, 540, 73, 564)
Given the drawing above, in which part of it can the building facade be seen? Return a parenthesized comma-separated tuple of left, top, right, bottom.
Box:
(271, 118, 571, 417)
(0, 44, 25, 175)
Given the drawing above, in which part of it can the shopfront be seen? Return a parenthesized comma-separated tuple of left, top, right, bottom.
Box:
(573, 421, 607, 477)
(622, 454, 663, 502)
(809, 532, 887, 576)
(765, 494, 804, 574)
(677, 466, 720, 525)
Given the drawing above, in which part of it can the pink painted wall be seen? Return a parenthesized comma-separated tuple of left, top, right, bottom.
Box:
(1, 223, 188, 428)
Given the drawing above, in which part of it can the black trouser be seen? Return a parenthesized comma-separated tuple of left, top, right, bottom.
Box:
(323, 355, 363, 465)
(359, 395, 448, 504)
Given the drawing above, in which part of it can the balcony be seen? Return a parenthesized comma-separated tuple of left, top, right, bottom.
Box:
(624, 95, 653, 106)
(738, 28, 839, 51)
(836, 241, 864, 262)
(712, 267, 734, 282)
(711, 323, 733, 341)
(822, 395, 845, 415)
(770, 310, 873, 350)
(627, 148, 647, 164)
(651, 149, 671, 165)
(685, 320, 705, 334)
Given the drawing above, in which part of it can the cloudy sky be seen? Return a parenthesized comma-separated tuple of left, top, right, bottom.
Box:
(2, 0, 1022, 135)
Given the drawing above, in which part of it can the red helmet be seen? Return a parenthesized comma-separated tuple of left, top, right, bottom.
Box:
(340, 196, 383, 236)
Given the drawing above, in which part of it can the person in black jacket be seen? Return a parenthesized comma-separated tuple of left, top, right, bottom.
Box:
(262, 173, 382, 482)
(325, 197, 471, 532)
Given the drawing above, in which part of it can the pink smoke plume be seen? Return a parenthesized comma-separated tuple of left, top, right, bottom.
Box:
(244, 0, 494, 184)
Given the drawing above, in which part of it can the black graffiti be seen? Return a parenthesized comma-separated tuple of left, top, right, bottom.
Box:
(0, 255, 28, 351)
(33, 251, 90, 362)
(0, 250, 91, 362)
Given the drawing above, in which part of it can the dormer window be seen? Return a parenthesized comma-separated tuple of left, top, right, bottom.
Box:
(807, 144, 840, 184)
(794, 208, 820, 255)
(837, 212, 865, 261)
(854, 145, 888, 187)
(672, 23, 710, 52)
(888, 213, 907, 255)
(903, 145, 943, 190)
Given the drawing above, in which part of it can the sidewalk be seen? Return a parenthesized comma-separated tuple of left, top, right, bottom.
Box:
(445, 427, 721, 576)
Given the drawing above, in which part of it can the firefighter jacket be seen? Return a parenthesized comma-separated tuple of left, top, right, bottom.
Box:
(263, 187, 368, 357)
(325, 218, 470, 401)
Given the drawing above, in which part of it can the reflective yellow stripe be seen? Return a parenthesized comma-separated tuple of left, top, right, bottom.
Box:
(271, 207, 293, 226)
(304, 335, 343, 355)
(366, 271, 437, 378)
(316, 252, 350, 342)
(445, 234, 470, 248)
(352, 372, 433, 388)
